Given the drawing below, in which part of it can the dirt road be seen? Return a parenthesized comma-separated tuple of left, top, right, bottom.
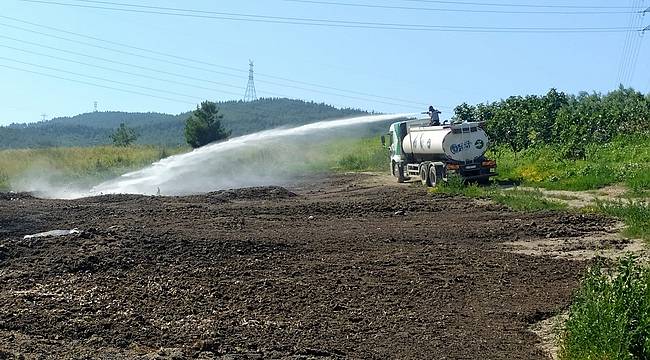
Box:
(0, 173, 616, 359)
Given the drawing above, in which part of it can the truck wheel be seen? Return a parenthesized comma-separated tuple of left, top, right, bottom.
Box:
(393, 162, 405, 183)
(429, 166, 437, 187)
(430, 165, 446, 187)
(420, 164, 431, 187)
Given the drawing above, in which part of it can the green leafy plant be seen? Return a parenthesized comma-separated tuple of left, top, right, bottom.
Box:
(560, 256, 650, 360)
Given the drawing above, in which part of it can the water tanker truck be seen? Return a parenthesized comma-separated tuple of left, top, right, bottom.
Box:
(382, 112, 497, 186)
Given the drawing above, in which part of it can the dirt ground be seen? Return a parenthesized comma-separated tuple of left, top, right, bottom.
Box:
(0, 173, 623, 359)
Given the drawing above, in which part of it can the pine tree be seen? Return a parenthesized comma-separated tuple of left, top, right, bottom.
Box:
(184, 101, 231, 148)
(110, 123, 138, 147)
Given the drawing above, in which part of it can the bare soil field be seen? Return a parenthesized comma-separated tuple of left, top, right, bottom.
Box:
(0, 173, 620, 359)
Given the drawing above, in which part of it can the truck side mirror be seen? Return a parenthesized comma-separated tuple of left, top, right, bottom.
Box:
(380, 135, 386, 147)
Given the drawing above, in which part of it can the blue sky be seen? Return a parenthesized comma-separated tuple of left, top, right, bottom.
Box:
(0, 0, 648, 125)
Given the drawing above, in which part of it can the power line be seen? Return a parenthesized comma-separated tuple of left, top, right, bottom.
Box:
(0, 22, 247, 80)
(396, 0, 637, 9)
(0, 63, 196, 104)
(0, 20, 433, 108)
(0, 15, 429, 106)
(0, 55, 206, 101)
(625, 30, 645, 84)
(15, 0, 638, 33)
(0, 33, 427, 110)
(625, 0, 648, 85)
(0, 30, 424, 109)
(617, 0, 637, 84)
(0, 15, 247, 75)
(618, 0, 646, 85)
(0, 42, 246, 97)
(617, 0, 644, 85)
(0, 33, 248, 93)
(282, 0, 637, 15)
(624, 0, 642, 85)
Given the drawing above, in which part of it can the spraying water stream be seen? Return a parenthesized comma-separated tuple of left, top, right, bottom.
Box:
(34, 113, 414, 199)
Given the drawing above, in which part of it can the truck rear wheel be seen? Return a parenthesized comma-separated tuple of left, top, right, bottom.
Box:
(429, 166, 438, 187)
(420, 164, 431, 187)
(429, 165, 445, 187)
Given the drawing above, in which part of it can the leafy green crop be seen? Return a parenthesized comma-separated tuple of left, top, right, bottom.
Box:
(455, 87, 650, 159)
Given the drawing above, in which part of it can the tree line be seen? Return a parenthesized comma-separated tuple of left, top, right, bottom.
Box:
(453, 87, 650, 158)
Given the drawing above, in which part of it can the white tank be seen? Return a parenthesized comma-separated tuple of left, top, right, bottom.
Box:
(402, 122, 489, 162)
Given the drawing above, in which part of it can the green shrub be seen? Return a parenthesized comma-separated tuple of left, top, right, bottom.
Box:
(430, 173, 466, 195)
(561, 256, 650, 360)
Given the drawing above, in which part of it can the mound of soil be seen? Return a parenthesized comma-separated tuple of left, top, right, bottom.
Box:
(206, 186, 297, 201)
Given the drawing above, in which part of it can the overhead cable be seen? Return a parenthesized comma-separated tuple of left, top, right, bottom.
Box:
(0, 20, 431, 108)
(0, 55, 206, 100)
(282, 0, 637, 15)
(395, 0, 637, 9)
(0, 63, 196, 104)
(16, 0, 638, 33)
(0, 43, 246, 97)
(0, 16, 431, 107)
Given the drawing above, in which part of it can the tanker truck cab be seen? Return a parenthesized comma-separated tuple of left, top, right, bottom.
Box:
(385, 121, 409, 182)
(384, 120, 497, 186)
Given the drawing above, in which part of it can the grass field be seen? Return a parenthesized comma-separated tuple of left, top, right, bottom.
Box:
(328, 137, 388, 172)
(0, 146, 186, 191)
(491, 134, 650, 192)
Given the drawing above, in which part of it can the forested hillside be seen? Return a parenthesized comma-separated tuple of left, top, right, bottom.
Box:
(0, 98, 367, 149)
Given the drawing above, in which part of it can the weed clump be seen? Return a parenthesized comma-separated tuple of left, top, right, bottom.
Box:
(597, 201, 650, 242)
(560, 256, 650, 360)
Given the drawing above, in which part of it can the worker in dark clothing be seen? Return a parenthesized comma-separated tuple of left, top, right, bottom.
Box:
(427, 106, 441, 126)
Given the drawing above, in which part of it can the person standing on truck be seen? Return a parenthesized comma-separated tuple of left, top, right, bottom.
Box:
(427, 106, 441, 126)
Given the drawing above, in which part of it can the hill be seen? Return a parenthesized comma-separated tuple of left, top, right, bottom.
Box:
(0, 98, 368, 149)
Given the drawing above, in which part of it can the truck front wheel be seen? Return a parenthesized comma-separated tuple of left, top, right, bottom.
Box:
(393, 162, 405, 183)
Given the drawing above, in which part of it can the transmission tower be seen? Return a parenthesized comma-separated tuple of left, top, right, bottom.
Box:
(94, 101, 98, 112)
(40, 113, 48, 121)
(244, 60, 257, 102)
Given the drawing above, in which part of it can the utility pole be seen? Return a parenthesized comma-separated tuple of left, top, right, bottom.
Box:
(40, 113, 47, 122)
(244, 60, 257, 102)
(94, 101, 98, 112)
